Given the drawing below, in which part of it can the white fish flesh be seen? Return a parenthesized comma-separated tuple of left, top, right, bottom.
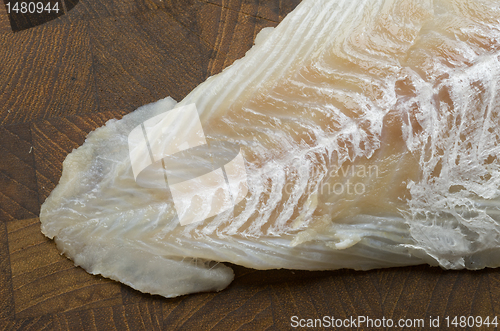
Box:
(40, 0, 500, 298)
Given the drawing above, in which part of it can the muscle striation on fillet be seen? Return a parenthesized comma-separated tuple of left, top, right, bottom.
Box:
(40, 0, 500, 298)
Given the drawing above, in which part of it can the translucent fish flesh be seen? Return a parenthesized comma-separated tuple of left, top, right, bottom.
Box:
(40, 0, 500, 298)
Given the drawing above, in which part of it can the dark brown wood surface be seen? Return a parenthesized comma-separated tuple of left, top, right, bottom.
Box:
(0, 1, 499, 330)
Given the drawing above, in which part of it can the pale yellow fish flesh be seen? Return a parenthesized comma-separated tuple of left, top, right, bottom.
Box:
(40, 0, 500, 298)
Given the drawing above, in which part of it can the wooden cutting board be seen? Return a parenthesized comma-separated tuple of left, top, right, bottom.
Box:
(1, 0, 499, 330)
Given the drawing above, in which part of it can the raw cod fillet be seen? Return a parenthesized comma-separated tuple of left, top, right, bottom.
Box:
(40, 0, 500, 298)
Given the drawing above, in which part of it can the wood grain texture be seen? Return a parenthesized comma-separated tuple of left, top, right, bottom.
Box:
(0, 124, 38, 223)
(1, 0, 499, 330)
(52, 302, 164, 330)
(0, 21, 96, 125)
(161, 269, 274, 330)
(7, 218, 122, 318)
(88, 10, 214, 113)
(205, 5, 278, 75)
(0, 1, 11, 34)
(0, 221, 15, 321)
(155, 0, 236, 48)
(55, 0, 156, 23)
(0, 314, 53, 331)
(152, 0, 279, 75)
(202, 0, 302, 21)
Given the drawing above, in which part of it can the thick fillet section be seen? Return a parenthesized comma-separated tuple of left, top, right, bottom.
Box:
(40, 0, 500, 297)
